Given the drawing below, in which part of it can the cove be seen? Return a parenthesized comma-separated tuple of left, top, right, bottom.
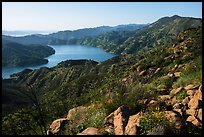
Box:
(2, 45, 115, 79)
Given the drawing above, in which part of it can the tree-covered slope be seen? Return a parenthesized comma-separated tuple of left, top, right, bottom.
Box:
(2, 40, 55, 67)
(76, 15, 202, 54)
(2, 27, 202, 135)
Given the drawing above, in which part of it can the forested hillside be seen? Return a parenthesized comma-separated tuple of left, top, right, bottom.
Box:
(2, 27, 202, 135)
(76, 15, 202, 54)
(2, 40, 55, 67)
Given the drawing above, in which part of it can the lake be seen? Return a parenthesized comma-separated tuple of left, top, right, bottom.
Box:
(2, 45, 116, 79)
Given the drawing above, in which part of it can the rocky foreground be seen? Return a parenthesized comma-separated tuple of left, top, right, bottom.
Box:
(47, 84, 202, 135)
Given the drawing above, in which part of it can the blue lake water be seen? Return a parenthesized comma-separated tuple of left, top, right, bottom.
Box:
(2, 45, 115, 79)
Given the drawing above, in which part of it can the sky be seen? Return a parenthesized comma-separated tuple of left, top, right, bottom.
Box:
(2, 2, 202, 32)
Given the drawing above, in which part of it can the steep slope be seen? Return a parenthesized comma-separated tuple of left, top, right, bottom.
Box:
(2, 40, 55, 67)
(2, 27, 202, 135)
(77, 15, 202, 54)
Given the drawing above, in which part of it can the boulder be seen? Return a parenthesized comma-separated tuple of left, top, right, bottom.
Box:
(186, 116, 201, 127)
(198, 85, 202, 92)
(67, 106, 87, 120)
(170, 87, 183, 95)
(173, 109, 182, 116)
(124, 112, 141, 135)
(174, 72, 181, 77)
(104, 112, 114, 126)
(171, 97, 179, 105)
(164, 111, 182, 130)
(165, 111, 182, 122)
(173, 103, 182, 109)
(186, 90, 196, 96)
(147, 100, 159, 107)
(193, 89, 202, 101)
(184, 84, 196, 90)
(182, 96, 190, 105)
(188, 97, 202, 109)
(186, 108, 196, 116)
(77, 127, 100, 135)
(113, 105, 130, 135)
(47, 118, 68, 135)
(157, 95, 171, 102)
(197, 109, 202, 121)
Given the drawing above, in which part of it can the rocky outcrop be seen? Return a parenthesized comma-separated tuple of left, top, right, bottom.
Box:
(124, 112, 141, 135)
(170, 87, 183, 95)
(113, 105, 130, 135)
(47, 84, 202, 135)
(47, 118, 69, 135)
(77, 127, 100, 135)
(67, 106, 87, 120)
(185, 85, 202, 128)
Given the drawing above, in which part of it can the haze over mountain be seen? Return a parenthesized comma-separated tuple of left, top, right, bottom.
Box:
(2, 24, 147, 45)
(2, 30, 55, 37)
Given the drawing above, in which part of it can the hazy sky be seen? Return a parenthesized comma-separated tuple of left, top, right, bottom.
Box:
(2, 2, 202, 32)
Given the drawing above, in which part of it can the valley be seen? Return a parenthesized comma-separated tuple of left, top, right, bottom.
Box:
(2, 15, 202, 135)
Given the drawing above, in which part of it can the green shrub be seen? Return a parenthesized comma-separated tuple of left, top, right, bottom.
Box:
(175, 89, 187, 102)
(139, 108, 169, 134)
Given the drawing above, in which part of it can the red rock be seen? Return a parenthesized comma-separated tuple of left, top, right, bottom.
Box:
(77, 127, 100, 135)
(173, 103, 181, 109)
(197, 109, 202, 121)
(188, 96, 202, 109)
(147, 100, 159, 107)
(182, 96, 190, 105)
(194, 89, 202, 101)
(198, 85, 202, 92)
(186, 90, 196, 96)
(173, 109, 182, 116)
(124, 112, 141, 135)
(171, 97, 179, 105)
(67, 106, 87, 120)
(184, 84, 196, 90)
(113, 106, 130, 135)
(186, 116, 201, 127)
(48, 118, 68, 135)
(170, 87, 183, 95)
(186, 108, 196, 116)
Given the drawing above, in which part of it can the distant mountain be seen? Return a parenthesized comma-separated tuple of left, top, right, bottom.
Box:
(76, 15, 202, 54)
(2, 39, 55, 67)
(2, 24, 147, 45)
(2, 34, 67, 45)
(39, 24, 147, 41)
(2, 30, 54, 36)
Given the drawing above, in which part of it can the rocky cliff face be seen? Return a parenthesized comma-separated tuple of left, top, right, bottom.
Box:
(48, 84, 202, 135)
